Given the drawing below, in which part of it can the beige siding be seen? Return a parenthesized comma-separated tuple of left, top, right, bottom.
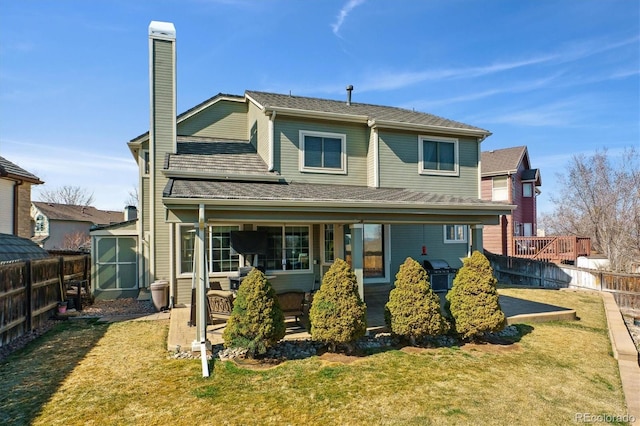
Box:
(379, 131, 479, 197)
(247, 101, 269, 164)
(0, 179, 13, 234)
(142, 177, 150, 232)
(151, 39, 174, 283)
(275, 117, 369, 185)
(177, 100, 248, 140)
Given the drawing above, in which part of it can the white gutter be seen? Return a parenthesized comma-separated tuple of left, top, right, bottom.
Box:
(268, 111, 276, 171)
(162, 196, 516, 211)
(369, 119, 491, 138)
(162, 170, 282, 182)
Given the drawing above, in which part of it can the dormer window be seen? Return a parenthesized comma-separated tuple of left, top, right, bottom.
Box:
(418, 136, 459, 176)
(35, 215, 45, 232)
(299, 130, 346, 174)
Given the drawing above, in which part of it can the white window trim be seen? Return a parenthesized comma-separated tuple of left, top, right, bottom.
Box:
(365, 224, 391, 284)
(257, 224, 314, 274)
(299, 130, 347, 174)
(176, 223, 243, 278)
(418, 135, 459, 176)
(443, 224, 468, 244)
(492, 176, 509, 201)
(141, 149, 150, 176)
(321, 224, 335, 266)
(522, 182, 533, 197)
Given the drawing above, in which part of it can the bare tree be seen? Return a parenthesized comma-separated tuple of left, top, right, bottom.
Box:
(541, 147, 640, 272)
(125, 186, 139, 208)
(62, 231, 91, 252)
(39, 185, 95, 206)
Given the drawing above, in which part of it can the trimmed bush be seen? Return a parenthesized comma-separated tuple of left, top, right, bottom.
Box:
(222, 268, 285, 357)
(385, 257, 448, 344)
(446, 251, 506, 341)
(309, 258, 367, 351)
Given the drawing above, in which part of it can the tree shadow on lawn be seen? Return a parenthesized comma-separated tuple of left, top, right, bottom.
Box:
(0, 318, 109, 425)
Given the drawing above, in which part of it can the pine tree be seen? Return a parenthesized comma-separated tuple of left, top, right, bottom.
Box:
(222, 268, 285, 357)
(309, 258, 367, 352)
(385, 257, 448, 345)
(446, 251, 506, 340)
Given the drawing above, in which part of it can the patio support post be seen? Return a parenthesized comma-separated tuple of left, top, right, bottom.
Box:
(471, 224, 484, 254)
(350, 224, 364, 301)
(192, 204, 210, 352)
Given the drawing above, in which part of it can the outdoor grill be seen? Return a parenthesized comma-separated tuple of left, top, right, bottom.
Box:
(423, 259, 458, 292)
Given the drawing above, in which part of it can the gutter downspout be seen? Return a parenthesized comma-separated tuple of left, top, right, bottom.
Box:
(268, 111, 276, 171)
(12, 179, 22, 236)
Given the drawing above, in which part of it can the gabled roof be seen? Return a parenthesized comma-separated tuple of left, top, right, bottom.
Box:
(481, 146, 528, 176)
(481, 146, 541, 185)
(129, 90, 491, 147)
(246, 90, 490, 137)
(163, 136, 281, 181)
(0, 233, 50, 264)
(0, 156, 43, 184)
(32, 202, 124, 225)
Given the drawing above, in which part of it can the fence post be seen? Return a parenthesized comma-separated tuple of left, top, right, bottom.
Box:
(25, 260, 33, 331)
(58, 256, 65, 302)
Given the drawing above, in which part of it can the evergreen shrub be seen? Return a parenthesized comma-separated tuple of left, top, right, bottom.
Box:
(222, 268, 285, 357)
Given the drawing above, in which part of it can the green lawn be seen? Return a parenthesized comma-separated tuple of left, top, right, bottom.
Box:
(0, 288, 629, 425)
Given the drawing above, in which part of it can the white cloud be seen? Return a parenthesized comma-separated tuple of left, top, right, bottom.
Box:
(332, 0, 366, 36)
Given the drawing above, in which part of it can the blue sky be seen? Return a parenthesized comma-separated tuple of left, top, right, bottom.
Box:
(1, 0, 638, 214)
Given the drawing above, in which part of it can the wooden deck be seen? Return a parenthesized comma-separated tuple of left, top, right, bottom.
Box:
(512, 236, 591, 264)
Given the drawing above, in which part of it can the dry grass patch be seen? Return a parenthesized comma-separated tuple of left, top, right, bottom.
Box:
(0, 288, 630, 425)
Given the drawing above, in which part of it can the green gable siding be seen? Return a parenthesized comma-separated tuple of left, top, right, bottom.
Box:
(378, 131, 479, 198)
(247, 101, 269, 164)
(151, 39, 174, 283)
(177, 99, 248, 140)
(275, 117, 369, 185)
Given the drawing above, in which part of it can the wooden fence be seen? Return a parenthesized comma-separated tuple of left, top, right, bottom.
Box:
(486, 252, 640, 313)
(0, 255, 90, 347)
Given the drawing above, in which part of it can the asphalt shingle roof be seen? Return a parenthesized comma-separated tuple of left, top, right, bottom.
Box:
(164, 179, 505, 208)
(0, 233, 50, 263)
(167, 137, 279, 178)
(481, 146, 527, 176)
(0, 156, 43, 184)
(246, 90, 489, 133)
(32, 202, 124, 225)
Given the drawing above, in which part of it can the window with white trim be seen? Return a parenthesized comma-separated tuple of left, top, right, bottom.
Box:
(179, 225, 240, 274)
(142, 150, 150, 176)
(492, 177, 509, 201)
(299, 130, 346, 174)
(323, 224, 335, 263)
(257, 225, 310, 271)
(444, 225, 467, 243)
(419, 136, 459, 175)
(523, 182, 533, 197)
(96, 236, 138, 290)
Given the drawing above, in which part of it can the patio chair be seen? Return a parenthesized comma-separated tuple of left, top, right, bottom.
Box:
(276, 291, 306, 325)
(207, 290, 235, 324)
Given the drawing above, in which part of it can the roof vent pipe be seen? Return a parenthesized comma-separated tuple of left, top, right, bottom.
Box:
(346, 85, 353, 106)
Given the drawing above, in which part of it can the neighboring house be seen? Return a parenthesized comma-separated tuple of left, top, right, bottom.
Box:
(0, 233, 50, 264)
(0, 156, 43, 238)
(93, 21, 513, 303)
(480, 146, 541, 256)
(31, 202, 124, 251)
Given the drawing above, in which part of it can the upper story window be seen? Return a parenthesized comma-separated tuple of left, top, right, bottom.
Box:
(299, 130, 346, 174)
(444, 225, 467, 244)
(523, 182, 533, 197)
(142, 150, 150, 176)
(34, 215, 45, 232)
(418, 136, 459, 176)
(492, 176, 509, 201)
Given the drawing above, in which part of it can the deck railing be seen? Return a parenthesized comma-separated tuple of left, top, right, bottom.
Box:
(512, 236, 591, 264)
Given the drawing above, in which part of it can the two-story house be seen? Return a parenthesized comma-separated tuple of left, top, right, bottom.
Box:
(480, 146, 541, 256)
(32, 202, 125, 251)
(0, 156, 43, 237)
(91, 21, 513, 304)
